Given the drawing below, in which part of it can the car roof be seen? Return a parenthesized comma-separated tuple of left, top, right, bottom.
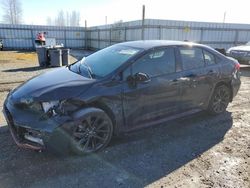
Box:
(118, 40, 206, 50)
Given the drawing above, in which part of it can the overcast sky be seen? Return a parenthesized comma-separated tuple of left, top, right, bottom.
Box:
(1, 0, 250, 26)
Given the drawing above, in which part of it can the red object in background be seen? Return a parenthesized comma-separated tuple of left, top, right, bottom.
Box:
(37, 32, 45, 42)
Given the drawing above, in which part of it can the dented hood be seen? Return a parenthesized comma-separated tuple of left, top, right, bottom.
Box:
(11, 67, 95, 102)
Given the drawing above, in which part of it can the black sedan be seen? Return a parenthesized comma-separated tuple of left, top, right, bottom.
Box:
(3, 40, 241, 154)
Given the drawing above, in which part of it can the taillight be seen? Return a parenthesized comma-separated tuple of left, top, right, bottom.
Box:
(235, 62, 240, 71)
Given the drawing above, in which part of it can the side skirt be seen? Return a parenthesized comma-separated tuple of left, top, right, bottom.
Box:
(124, 108, 202, 133)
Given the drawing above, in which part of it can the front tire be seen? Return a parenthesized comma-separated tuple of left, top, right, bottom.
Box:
(70, 108, 113, 155)
(207, 85, 231, 115)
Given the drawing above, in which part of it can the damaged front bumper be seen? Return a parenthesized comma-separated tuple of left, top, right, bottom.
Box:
(3, 99, 74, 153)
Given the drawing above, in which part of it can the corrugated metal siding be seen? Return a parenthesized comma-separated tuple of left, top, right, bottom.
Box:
(238, 31, 250, 42)
(126, 29, 141, 41)
(202, 30, 236, 42)
(66, 39, 84, 48)
(90, 31, 98, 40)
(111, 28, 125, 41)
(100, 30, 109, 40)
(0, 29, 31, 38)
(161, 28, 201, 41)
(4, 39, 33, 48)
(2, 19, 250, 50)
(90, 40, 98, 49)
(87, 19, 250, 49)
(99, 41, 110, 49)
(66, 31, 85, 39)
(144, 28, 159, 40)
(0, 24, 85, 49)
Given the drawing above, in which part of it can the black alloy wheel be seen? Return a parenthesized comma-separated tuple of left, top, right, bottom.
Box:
(71, 108, 113, 154)
(208, 85, 231, 114)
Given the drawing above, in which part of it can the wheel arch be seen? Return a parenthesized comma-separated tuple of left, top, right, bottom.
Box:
(87, 100, 118, 135)
(70, 105, 114, 154)
(213, 81, 233, 102)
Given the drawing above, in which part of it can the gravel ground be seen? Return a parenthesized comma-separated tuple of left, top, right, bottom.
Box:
(0, 51, 249, 188)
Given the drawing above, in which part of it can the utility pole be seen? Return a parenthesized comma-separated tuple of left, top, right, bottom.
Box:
(223, 11, 226, 23)
(141, 5, 145, 40)
(220, 12, 226, 48)
(85, 20, 88, 49)
(105, 16, 107, 25)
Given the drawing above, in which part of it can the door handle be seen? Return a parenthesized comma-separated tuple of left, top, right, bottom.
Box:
(172, 77, 191, 82)
(179, 77, 191, 81)
(185, 73, 196, 78)
(208, 70, 214, 74)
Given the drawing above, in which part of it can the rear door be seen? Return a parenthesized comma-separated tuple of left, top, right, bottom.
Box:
(202, 49, 221, 85)
(177, 46, 213, 110)
(122, 47, 182, 129)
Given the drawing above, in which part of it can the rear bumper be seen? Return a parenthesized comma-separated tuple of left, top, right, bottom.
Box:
(231, 78, 241, 99)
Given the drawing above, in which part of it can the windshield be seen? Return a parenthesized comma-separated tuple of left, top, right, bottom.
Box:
(69, 45, 141, 78)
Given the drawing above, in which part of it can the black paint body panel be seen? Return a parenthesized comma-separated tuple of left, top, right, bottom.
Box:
(3, 40, 241, 151)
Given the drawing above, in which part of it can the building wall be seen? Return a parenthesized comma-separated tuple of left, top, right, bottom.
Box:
(0, 24, 85, 49)
(1, 19, 250, 50)
(88, 19, 250, 50)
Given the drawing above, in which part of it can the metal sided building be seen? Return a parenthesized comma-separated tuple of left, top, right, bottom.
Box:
(1, 19, 250, 50)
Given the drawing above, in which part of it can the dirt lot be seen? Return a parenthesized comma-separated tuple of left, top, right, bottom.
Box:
(0, 51, 249, 188)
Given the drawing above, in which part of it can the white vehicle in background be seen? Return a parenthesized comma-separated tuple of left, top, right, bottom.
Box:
(227, 41, 250, 64)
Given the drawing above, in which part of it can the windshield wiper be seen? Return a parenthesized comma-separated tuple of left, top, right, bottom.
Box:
(83, 62, 95, 78)
(78, 61, 94, 79)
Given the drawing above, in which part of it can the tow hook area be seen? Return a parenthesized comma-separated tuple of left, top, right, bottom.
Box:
(24, 133, 44, 146)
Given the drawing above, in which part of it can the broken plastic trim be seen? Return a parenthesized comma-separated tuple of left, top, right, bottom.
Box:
(42, 101, 60, 113)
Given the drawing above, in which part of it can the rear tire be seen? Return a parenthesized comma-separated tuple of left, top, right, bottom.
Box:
(207, 85, 231, 115)
(70, 108, 113, 155)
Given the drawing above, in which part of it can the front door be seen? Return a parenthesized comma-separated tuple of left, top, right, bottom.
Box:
(122, 47, 182, 129)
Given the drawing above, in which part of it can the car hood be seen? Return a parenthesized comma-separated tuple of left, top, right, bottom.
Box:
(229, 45, 250, 51)
(11, 67, 95, 102)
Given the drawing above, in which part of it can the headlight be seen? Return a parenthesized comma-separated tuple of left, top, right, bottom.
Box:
(40, 100, 82, 116)
(18, 97, 42, 111)
(20, 97, 34, 105)
(42, 101, 59, 113)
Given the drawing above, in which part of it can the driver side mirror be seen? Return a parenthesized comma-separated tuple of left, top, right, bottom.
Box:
(127, 72, 151, 87)
(134, 72, 150, 83)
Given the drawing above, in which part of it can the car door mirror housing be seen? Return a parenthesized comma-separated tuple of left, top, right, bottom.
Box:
(127, 72, 150, 87)
(134, 72, 150, 82)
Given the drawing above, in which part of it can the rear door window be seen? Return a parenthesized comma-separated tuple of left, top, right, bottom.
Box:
(179, 47, 205, 70)
(132, 47, 176, 77)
